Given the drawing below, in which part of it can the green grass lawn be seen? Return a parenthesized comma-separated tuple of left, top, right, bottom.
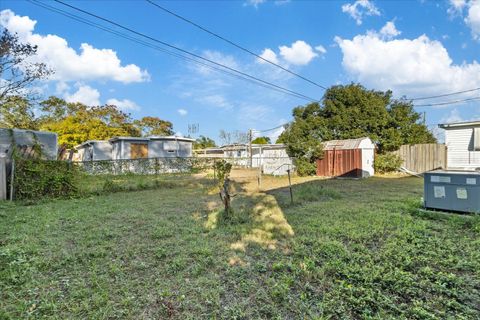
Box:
(1, 176, 479, 319)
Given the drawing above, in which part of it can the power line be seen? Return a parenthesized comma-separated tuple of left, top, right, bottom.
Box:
(409, 87, 480, 101)
(30, 1, 480, 113)
(47, 0, 320, 102)
(145, 0, 328, 90)
(253, 123, 289, 133)
(414, 96, 480, 107)
(31, 0, 318, 102)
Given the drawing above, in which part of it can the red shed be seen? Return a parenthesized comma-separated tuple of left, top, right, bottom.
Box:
(316, 137, 375, 178)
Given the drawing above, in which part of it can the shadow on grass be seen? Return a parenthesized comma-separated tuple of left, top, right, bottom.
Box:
(204, 178, 295, 264)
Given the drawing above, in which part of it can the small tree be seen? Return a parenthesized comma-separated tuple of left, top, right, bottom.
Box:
(0, 29, 52, 102)
(214, 160, 233, 214)
(252, 136, 271, 144)
(194, 135, 216, 149)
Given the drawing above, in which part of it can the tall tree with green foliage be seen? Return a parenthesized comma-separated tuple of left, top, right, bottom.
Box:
(134, 116, 174, 136)
(194, 135, 216, 149)
(0, 95, 38, 129)
(279, 84, 435, 175)
(39, 97, 141, 148)
(252, 136, 271, 144)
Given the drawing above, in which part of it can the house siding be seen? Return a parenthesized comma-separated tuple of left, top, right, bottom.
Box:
(92, 142, 113, 160)
(445, 126, 480, 169)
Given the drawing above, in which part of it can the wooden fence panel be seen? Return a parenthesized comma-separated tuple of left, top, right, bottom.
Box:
(392, 144, 446, 173)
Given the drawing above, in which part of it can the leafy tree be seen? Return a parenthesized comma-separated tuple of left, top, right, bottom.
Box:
(0, 29, 52, 102)
(0, 95, 38, 129)
(194, 135, 216, 149)
(252, 136, 271, 144)
(39, 97, 142, 148)
(134, 116, 174, 136)
(279, 83, 435, 175)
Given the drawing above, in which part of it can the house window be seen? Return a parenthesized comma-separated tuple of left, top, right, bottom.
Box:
(237, 150, 242, 157)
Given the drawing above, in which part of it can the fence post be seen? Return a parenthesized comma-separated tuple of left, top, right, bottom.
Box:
(213, 159, 216, 181)
(287, 169, 293, 205)
(0, 156, 6, 201)
(9, 158, 15, 201)
(257, 164, 263, 191)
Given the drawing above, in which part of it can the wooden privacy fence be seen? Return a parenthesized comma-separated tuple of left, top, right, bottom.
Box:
(392, 143, 447, 173)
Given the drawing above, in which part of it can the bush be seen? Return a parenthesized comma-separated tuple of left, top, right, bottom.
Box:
(374, 153, 403, 173)
(12, 159, 79, 200)
(295, 159, 316, 176)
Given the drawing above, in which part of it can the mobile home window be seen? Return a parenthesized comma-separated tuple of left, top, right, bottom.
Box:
(163, 141, 179, 151)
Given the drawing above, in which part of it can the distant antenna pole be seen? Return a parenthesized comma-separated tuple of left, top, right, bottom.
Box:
(188, 123, 199, 137)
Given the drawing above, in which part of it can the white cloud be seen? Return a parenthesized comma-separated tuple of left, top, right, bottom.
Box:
(335, 28, 480, 98)
(244, 0, 266, 8)
(0, 9, 149, 83)
(197, 94, 233, 109)
(441, 108, 464, 123)
(342, 0, 380, 25)
(447, 0, 480, 40)
(194, 50, 239, 75)
(65, 85, 100, 106)
(315, 45, 327, 54)
(448, 0, 467, 16)
(258, 48, 279, 64)
(55, 81, 70, 95)
(258, 41, 324, 66)
(177, 108, 188, 116)
(465, 0, 480, 39)
(279, 40, 319, 65)
(379, 21, 401, 38)
(106, 98, 140, 111)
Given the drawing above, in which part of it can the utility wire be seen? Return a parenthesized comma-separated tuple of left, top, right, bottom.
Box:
(29, 2, 480, 113)
(253, 123, 289, 133)
(145, 0, 328, 90)
(30, 0, 317, 101)
(410, 87, 480, 101)
(414, 96, 480, 107)
(48, 0, 319, 102)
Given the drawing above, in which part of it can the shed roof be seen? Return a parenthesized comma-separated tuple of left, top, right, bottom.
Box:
(322, 137, 373, 150)
(438, 120, 480, 129)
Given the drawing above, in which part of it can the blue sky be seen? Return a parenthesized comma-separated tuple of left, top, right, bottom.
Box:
(1, 0, 480, 143)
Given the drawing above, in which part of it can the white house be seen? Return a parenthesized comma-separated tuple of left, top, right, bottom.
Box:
(439, 120, 480, 170)
(219, 143, 294, 175)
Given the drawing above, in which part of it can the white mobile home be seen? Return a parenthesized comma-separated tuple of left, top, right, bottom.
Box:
(439, 120, 480, 170)
(109, 136, 194, 160)
(75, 140, 113, 161)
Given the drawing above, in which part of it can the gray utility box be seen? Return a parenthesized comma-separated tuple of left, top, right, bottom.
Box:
(424, 170, 480, 213)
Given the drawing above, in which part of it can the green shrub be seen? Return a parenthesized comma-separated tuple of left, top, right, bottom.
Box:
(12, 159, 78, 200)
(374, 153, 403, 173)
(295, 158, 316, 176)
